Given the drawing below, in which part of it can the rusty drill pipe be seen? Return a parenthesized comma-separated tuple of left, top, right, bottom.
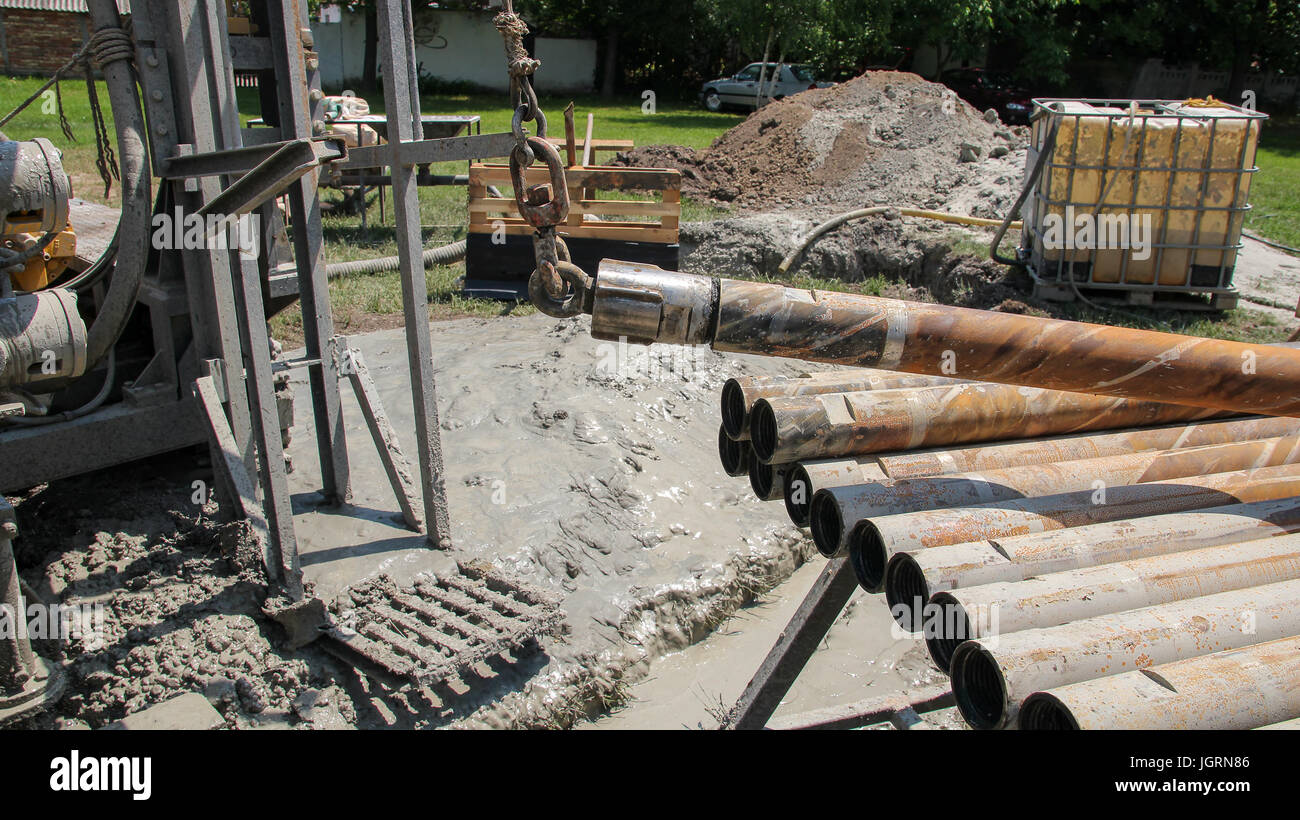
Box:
(1258, 717, 1300, 730)
(876, 415, 1300, 480)
(783, 458, 888, 527)
(885, 496, 1300, 613)
(816, 433, 1300, 560)
(748, 383, 1224, 465)
(949, 578, 1300, 730)
(587, 262, 1300, 417)
(718, 425, 750, 477)
(720, 371, 961, 440)
(748, 454, 788, 501)
(1020, 636, 1300, 730)
(923, 534, 1300, 670)
(850, 461, 1300, 592)
(786, 414, 1300, 530)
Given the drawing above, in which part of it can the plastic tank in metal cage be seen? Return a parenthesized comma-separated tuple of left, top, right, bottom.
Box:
(1020, 98, 1267, 309)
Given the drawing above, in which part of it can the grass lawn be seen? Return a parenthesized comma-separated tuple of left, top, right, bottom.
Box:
(1246, 114, 1300, 252)
(1, 75, 1293, 344)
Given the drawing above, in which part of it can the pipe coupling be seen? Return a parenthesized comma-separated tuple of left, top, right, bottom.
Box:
(589, 260, 717, 346)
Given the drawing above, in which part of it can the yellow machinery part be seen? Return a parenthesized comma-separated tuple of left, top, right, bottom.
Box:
(4, 220, 77, 292)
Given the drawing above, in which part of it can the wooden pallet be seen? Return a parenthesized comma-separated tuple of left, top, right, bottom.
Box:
(468, 164, 681, 244)
(1032, 280, 1239, 311)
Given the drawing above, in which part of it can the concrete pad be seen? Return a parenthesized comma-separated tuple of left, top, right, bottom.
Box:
(104, 692, 225, 731)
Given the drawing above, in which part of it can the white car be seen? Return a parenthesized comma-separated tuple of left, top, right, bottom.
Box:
(699, 63, 832, 111)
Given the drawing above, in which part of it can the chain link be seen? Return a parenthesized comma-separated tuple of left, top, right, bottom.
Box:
(494, 2, 591, 317)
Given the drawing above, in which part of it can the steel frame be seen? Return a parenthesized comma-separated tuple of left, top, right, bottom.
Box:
(0, 0, 520, 596)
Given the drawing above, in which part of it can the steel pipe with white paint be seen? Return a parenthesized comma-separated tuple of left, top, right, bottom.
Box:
(884, 496, 1300, 610)
(948, 578, 1300, 729)
(922, 533, 1300, 669)
(782, 458, 887, 527)
(1020, 636, 1300, 730)
(851, 461, 1300, 592)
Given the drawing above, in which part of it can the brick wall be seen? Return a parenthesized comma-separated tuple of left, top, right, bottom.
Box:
(0, 10, 90, 76)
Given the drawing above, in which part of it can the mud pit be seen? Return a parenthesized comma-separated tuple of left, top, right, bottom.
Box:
(10, 314, 930, 729)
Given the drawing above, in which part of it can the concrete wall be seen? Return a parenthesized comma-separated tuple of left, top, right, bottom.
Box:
(311, 8, 596, 94)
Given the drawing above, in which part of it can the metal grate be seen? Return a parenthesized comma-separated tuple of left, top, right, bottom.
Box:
(324, 561, 565, 686)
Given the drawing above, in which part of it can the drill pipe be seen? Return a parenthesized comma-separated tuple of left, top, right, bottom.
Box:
(875, 415, 1300, 480)
(1020, 636, 1300, 730)
(783, 458, 888, 527)
(717, 425, 750, 477)
(948, 578, 1300, 729)
(748, 382, 1224, 465)
(783, 414, 1300, 529)
(747, 455, 789, 501)
(587, 262, 1300, 417)
(814, 433, 1300, 560)
(884, 496, 1300, 612)
(922, 534, 1300, 670)
(721, 370, 961, 440)
(850, 461, 1300, 592)
(1257, 717, 1300, 730)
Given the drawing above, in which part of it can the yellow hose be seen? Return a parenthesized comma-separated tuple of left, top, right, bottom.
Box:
(777, 207, 1023, 274)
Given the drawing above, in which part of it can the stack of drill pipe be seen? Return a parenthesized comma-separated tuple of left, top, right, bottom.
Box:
(848, 459, 1300, 592)
(883, 496, 1300, 614)
(783, 414, 1300, 528)
(813, 432, 1300, 560)
(720, 370, 963, 441)
(918, 533, 1300, 669)
(1019, 637, 1300, 730)
(716, 369, 959, 501)
(947, 578, 1300, 729)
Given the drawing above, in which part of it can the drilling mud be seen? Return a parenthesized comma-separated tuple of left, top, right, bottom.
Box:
(6, 314, 911, 729)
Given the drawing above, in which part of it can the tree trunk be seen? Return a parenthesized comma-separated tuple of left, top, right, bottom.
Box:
(755, 25, 774, 108)
(362, 1, 378, 92)
(601, 26, 619, 99)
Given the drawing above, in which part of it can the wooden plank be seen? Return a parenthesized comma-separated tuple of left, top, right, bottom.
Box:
(469, 222, 678, 243)
(469, 198, 680, 218)
(469, 164, 681, 191)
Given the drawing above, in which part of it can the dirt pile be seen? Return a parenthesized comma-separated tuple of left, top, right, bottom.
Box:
(616, 71, 1028, 217)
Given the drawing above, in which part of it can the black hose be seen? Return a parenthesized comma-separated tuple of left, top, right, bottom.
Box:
(990, 119, 1058, 267)
(3, 349, 116, 426)
(82, 1, 150, 369)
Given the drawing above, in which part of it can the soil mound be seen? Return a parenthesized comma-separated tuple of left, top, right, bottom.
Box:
(616, 71, 1028, 216)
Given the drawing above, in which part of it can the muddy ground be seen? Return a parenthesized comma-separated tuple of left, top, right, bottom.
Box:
(11, 313, 929, 730)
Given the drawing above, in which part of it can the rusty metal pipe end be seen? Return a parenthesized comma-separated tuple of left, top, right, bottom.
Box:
(784, 464, 814, 527)
(749, 399, 779, 463)
(950, 642, 1009, 730)
(923, 592, 971, 672)
(849, 519, 889, 592)
(884, 553, 933, 633)
(718, 425, 749, 477)
(1019, 693, 1081, 730)
(809, 489, 844, 557)
(720, 378, 748, 440)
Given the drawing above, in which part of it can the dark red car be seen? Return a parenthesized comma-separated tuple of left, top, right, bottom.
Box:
(941, 68, 1033, 124)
